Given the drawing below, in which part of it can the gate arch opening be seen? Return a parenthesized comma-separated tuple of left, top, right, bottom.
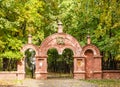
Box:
(47, 48, 74, 79)
(47, 48, 59, 78)
(62, 48, 74, 78)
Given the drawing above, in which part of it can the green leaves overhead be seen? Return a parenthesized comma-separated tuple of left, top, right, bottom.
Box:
(0, 0, 120, 61)
(0, 0, 45, 59)
(0, 51, 23, 60)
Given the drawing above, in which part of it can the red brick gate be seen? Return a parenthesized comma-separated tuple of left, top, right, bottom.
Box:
(19, 21, 102, 79)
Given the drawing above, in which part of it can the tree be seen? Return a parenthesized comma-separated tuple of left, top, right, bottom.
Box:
(0, 0, 45, 70)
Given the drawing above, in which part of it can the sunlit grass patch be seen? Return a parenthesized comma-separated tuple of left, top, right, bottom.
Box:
(0, 79, 23, 86)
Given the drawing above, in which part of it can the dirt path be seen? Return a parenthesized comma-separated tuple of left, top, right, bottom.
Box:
(17, 79, 97, 87)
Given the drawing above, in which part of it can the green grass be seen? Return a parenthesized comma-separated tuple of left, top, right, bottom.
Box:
(0, 79, 23, 86)
(85, 79, 120, 87)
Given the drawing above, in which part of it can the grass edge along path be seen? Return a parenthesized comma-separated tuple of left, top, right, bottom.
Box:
(84, 79, 120, 87)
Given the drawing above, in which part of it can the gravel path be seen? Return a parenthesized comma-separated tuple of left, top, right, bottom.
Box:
(17, 79, 97, 87)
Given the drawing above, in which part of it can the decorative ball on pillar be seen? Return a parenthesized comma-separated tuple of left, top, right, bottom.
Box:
(58, 20, 63, 33)
(28, 34, 32, 44)
(87, 35, 91, 44)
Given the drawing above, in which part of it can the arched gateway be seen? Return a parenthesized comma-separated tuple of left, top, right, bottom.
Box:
(18, 21, 102, 79)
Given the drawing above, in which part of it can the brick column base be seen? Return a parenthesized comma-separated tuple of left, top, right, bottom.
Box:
(35, 72, 47, 80)
(74, 71, 85, 79)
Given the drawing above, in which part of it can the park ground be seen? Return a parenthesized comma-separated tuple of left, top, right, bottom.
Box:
(0, 79, 120, 87)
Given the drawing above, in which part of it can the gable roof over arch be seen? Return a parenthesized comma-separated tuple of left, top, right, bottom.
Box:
(39, 33, 82, 57)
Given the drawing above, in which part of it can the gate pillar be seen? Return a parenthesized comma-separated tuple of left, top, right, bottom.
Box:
(82, 44, 102, 79)
(17, 58, 25, 79)
(93, 56, 102, 79)
(35, 56, 47, 79)
(74, 56, 85, 79)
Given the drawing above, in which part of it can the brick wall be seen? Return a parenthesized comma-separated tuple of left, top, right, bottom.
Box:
(0, 71, 25, 80)
(0, 70, 120, 80)
(102, 70, 120, 79)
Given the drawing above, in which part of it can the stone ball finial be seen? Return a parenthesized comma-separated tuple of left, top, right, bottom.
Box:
(58, 20, 63, 33)
(28, 34, 32, 44)
(87, 35, 91, 44)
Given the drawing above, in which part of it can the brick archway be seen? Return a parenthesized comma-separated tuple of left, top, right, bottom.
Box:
(18, 22, 102, 80)
(17, 44, 39, 79)
(35, 33, 85, 79)
(81, 44, 102, 79)
(39, 33, 82, 56)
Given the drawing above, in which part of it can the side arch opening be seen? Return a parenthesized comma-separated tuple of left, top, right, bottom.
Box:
(84, 49, 94, 79)
(84, 49, 94, 57)
(24, 48, 36, 78)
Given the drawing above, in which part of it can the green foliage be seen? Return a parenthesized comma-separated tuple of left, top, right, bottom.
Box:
(0, 51, 23, 60)
(0, 0, 44, 60)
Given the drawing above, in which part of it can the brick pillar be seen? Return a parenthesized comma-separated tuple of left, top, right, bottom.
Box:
(93, 56, 102, 79)
(35, 56, 47, 79)
(17, 58, 25, 79)
(73, 57, 85, 79)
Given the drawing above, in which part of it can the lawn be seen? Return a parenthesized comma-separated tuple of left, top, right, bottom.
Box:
(85, 79, 120, 87)
(0, 80, 22, 87)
